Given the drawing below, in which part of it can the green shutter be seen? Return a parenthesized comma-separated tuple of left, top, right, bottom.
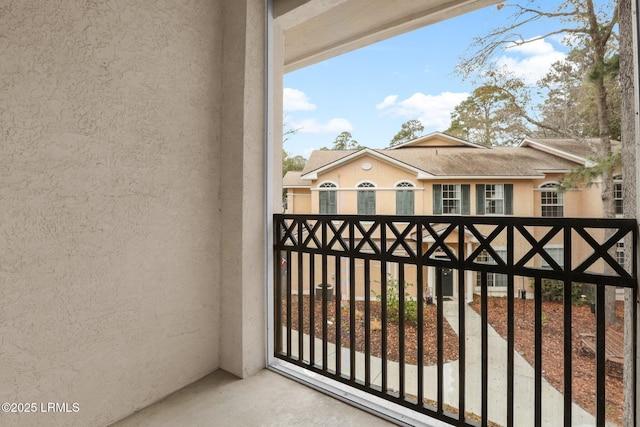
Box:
(433, 184, 442, 214)
(397, 190, 415, 215)
(319, 192, 327, 214)
(505, 184, 513, 215)
(329, 191, 337, 214)
(358, 190, 375, 215)
(358, 191, 366, 214)
(320, 190, 337, 214)
(461, 184, 470, 215)
(476, 184, 485, 215)
(396, 191, 404, 215)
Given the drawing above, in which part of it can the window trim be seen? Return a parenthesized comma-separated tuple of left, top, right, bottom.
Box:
(433, 183, 470, 215)
(614, 175, 623, 216)
(476, 248, 508, 287)
(539, 182, 563, 217)
(541, 245, 564, 269)
(476, 183, 513, 215)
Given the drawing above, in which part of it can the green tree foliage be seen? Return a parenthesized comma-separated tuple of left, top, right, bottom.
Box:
(536, 47, 620, 140)
(282, 150, 306, 177)
(537, 280, 593, 305)
(282, 124, 306, 176)
(560, 150, 621, 190)
(322, 131, 364, 150)
(389, 119, 425, 147)
(445, 85, 529, 146)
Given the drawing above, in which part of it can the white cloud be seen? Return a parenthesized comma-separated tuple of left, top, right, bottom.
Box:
(498, 38, 566, 85)
(303, 147, 317, 157)
(289, 118, 353, 134)
(377, 91, 469, 131)
(376, 95, 398, 110)
(506, 37, 555, 55)
(283, 88, 316, 112)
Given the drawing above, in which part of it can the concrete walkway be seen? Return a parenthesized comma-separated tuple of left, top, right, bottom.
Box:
(285, 301, 603, 426)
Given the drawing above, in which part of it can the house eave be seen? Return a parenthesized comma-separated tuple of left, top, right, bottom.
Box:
(419, 175, 546, 180)
(519, 139, 586, 165)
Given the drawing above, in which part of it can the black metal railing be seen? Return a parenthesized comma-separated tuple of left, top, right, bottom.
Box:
(273, 214, 637, 427)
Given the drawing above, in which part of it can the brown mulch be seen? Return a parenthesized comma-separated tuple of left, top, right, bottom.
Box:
(470, 296, 625, 426)
(281, 296, 628, 425)
(282, 295, 459, 366)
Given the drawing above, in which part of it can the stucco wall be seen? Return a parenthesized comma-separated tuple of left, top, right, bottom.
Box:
(0, 1, 222, 425)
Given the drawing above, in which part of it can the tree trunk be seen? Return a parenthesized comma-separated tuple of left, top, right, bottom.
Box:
(619, 0, 636, 425)
(586, 0, 618, 324)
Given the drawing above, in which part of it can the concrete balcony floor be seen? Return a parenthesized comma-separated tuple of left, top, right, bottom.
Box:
(110, 369, 396, 427)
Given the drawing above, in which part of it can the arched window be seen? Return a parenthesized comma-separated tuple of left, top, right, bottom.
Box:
(614, 175, 623, 215)
(357, 182, 376, 215)
(318, 182, 337, 214)
(540, 183, 563, 217)
(396, 182, 414, 215)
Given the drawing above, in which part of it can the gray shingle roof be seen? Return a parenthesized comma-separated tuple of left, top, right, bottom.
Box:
(522, 137, 621, 159)
(282, 170, 307, 187)
(299, 146, 579, 180)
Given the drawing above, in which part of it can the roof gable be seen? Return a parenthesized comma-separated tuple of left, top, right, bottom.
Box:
(389, 132, 488, 150)
(300, 148, 433, 180)
(518, 137, 605, 164)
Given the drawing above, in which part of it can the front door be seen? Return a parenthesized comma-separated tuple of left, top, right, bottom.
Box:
(441, 267, 454, 298)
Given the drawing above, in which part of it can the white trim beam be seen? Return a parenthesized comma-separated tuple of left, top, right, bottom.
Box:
(279, 0, 501, 72)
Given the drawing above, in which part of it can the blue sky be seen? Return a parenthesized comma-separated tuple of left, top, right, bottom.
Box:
(282, 1, 589, 158)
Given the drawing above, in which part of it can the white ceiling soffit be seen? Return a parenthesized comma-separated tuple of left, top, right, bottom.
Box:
(276, 0, 502, 73)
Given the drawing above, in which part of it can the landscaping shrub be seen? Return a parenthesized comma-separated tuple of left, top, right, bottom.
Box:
(374, 278, 422, 325)
(535, 279, 593, 305)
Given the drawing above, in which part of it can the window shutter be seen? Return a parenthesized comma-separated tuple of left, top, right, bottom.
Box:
(476, 184, 485, 215)
(319, 192, 327, 214)
(407, 191, 414, 215)
(358, 191, 366, 214)
(504, 184, 513, 215)
(461, 184, 470, 215)
(433, 184, 442, 214)
(330, 191, 337, 214)
(358, 190, 375, 214)
(397, 190, 415, 215)
(368, 191, 376, 214)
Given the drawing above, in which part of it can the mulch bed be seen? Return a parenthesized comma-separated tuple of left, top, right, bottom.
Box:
(282, 295, 459, 366)
(281, 296, 628, 426)
(469, 296, 626, 426)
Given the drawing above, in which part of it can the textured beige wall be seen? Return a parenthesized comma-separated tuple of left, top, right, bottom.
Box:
(219, 0, 267, 379)
(0, 1, 223, 425)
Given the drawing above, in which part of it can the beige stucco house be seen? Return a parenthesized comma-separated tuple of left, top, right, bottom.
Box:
(283, 133, 624, 301)
(3, 0, 639, 426)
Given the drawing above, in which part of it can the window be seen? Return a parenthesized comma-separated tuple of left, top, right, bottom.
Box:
(541, 247, 564, 269)
(476, 249, 507, 287)
(540, 183, 563, 217)
(614, 175, 623, 215)
(357, 182, 376, 215)
(433, 184, 470, 215)
(396, 182, 414, 215)
(319, 182, 337, 214)
(476, 184, 513, 215)
(616, 240, 625, 269)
